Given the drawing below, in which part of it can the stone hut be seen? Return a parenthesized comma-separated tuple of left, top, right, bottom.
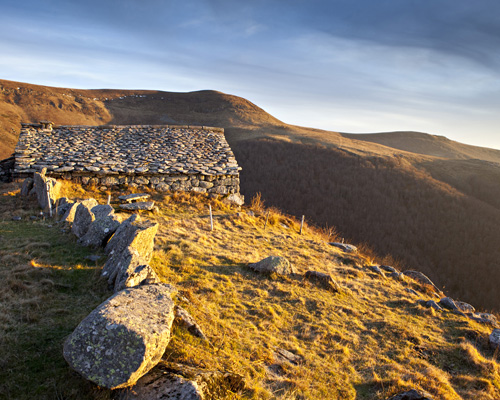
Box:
(13, 123, 241, 194)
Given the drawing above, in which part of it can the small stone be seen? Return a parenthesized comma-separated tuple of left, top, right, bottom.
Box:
(304, 270, 341, 292)
(329, 242, 357, 253)
(490, 329, 500, 350)
(174, 305, 207, 340)
(387, 389, 434, 400)
(249, 256, 296, 275)
(119, 201, 155, 211)
(118, 193, 151, 203)
(12, 216, 22, 221)
(439, 297, 459, 311)
(380, 265, 397, 273)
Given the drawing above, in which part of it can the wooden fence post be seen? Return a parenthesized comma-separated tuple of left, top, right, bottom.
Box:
(264, 210, 270, 230)
(209, 204, 214, 231)
(299, 215, 305, 235)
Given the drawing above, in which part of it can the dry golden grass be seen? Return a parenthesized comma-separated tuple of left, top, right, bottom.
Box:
(1, 181, 499, 399)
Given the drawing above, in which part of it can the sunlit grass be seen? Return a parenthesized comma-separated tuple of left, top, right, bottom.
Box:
(0, 181, 499, 399)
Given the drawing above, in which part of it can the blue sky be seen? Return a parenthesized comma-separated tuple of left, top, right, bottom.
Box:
(1, 0, 500, 148)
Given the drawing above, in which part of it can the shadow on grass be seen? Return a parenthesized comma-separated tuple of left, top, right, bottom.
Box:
(0, 219, 113, 400)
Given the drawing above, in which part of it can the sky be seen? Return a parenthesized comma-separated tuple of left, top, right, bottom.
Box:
(1, 0, 500, 148)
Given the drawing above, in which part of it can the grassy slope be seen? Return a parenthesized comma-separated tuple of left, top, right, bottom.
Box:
(3, 79, 500, 312)
(1, 182, 499, 400)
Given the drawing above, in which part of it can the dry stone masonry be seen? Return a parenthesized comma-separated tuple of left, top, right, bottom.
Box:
(13, 122, 242, 195)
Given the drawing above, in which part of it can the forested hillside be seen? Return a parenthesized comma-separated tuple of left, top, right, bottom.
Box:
(2, 78, 500, 311)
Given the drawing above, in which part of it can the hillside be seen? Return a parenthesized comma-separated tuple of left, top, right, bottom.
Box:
(2, 79, 500, 311)
(1, 182, 499, 399)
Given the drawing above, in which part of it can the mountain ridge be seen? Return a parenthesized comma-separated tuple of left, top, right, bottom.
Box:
(2, 79, 500, 311)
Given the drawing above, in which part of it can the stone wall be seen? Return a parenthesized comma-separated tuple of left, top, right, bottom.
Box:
(52, 171, 240, 194)
(12, 123, 241, 194)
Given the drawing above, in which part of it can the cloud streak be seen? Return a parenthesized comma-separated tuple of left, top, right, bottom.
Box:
(1, 0, 500, 148)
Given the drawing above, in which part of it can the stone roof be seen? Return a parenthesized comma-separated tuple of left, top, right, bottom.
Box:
(14, 124, 241, 176)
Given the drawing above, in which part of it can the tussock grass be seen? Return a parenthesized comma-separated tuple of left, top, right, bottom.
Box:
(1, 182, 499, 399)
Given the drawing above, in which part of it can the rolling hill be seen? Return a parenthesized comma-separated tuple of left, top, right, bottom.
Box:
(1, 79, 500, 311)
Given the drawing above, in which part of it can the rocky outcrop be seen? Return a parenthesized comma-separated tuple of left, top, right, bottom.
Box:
(304, 270, 341, 293)
(249, 256, 296, 275)
(117, 362, 244, 400)
(63, 283, 176, 389)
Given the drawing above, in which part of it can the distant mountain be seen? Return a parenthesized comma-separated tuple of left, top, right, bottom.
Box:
(343, 130, 500, 162)
(2, 78, 500, 310)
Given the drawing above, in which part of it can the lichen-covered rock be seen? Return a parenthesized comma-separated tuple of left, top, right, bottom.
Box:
(386, 389, 433, 400)
(104, 217, 158, 262)
(63, 283, 176, 389)
(78, 214, 121, 248)
(71, 199, 99, 238)
(117, 362, 245, 400)
(91, 204, 114, 219)
(174, 306, 207, 340)
(111, 247, 161, 292)
(490, 329, 500, 350)
(304, 270, 341, 293)
(249, 256, 296, 275)
(105, 214, 140, 254)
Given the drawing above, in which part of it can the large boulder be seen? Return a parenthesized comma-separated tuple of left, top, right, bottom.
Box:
(490, 329, 500, 350)
(78, 214, 121, 248)
(105, 217, 159, 262)
(117, 362, 245, 400)
(249, 256, 296, 275)
(63, 283, 176, 389)
(33, 170, 61, 210)
(71, 199, 99, 238)
(304, 270, 341, 293)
